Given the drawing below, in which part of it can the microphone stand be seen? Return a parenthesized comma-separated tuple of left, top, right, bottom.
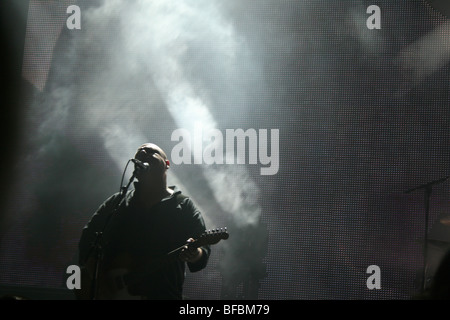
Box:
(404, 176, 449, 293)
(87, 169, 137, 300)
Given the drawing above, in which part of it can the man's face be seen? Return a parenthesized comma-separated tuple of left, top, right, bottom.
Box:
(134, 143, 169, 180)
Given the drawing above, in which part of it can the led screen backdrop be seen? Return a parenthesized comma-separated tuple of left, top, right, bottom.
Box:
(0, 0, 449, 300)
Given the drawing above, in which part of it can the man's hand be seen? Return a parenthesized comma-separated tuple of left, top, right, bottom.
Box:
(179, 238, 203, 263)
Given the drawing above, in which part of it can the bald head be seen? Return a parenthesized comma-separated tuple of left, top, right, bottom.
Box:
(133, 143, 173, 201)
(135, 143, 168, 161)
(134, 143, 170, 173)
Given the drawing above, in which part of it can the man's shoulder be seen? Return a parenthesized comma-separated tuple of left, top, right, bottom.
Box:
(96, 189, 135, 212)
(168, 186, 188, 201)
(166, 187, 200, 212)
(173, 191, 190, 206)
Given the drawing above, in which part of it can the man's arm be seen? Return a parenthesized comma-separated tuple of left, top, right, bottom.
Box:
(179, 197, 211, 272)
(180, 238, 204, 263)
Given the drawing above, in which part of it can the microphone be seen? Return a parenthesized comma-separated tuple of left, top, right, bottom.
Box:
(131, 158, 150, 171)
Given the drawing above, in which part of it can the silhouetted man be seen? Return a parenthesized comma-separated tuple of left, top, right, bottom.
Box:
(78, 143, 210, 299)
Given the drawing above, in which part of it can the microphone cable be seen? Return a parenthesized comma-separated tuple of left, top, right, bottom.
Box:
(119, 159, 133, 194)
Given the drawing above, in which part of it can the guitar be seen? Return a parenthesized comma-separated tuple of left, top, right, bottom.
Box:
(78, 228, 229, 300)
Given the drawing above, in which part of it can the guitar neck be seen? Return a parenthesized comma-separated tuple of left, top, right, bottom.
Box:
(167, 241, 201, 257)
(121, 228, 228, 287)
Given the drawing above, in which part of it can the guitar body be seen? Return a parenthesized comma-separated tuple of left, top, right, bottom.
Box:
(76, 253, 139, 300)
(77, 228, 229, 300)
(102, 268, 141, 300)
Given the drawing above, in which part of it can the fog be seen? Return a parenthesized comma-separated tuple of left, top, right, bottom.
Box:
(1, 0, 449, 300)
